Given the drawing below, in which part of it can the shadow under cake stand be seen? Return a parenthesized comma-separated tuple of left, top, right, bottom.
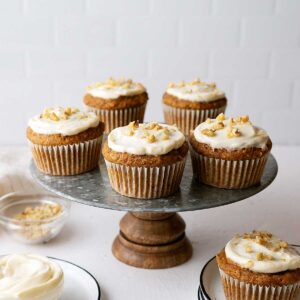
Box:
(30, 154, 278, 269)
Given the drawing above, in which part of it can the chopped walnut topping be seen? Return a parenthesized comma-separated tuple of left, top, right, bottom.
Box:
(201, 128, 216, 137)
(161, 134, 169, 140)
(163, 128, 170, 135)
(49, 112, 59, 121)
(227, 128, 242, 138)
(229, 118, 236, 126)
(147, 134, 156, 143)
(216, 113, 225, 122)
(178, 80, 185, 87)
(212, 122, 225, 131)
(246, 260, 254, 268)
(256, 252, 274, 261)
(144, 122, 163, 131)
(127, 129, 134, 136)
(87, 77, 144, 91)
(15, 203, 62, 221)
(168, 82, 175, 88)
(245, 245, 253, 253)
(279, 241, 288, 249)
(210, 82, 217, 88)
(206, 118, 212, 124)
(128, 120, 139, 130)
(191, 78, 201, 85)
(65, 107, 72, 116)
(235, 115, 250, 124)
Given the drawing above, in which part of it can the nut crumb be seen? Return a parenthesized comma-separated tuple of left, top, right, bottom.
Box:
(201, 128, 216, 137)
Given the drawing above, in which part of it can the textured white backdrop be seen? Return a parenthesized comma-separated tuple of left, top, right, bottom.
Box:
(0, 0, 299, 145)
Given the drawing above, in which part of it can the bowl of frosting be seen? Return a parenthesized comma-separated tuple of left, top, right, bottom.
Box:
(0, 253, 64, 300)
(0, 192, 71, 244)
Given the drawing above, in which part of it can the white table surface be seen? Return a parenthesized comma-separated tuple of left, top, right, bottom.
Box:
(0, 146, 299, 300)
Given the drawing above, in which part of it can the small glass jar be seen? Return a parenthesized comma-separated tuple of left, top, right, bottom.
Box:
(0, 192, 71, 244)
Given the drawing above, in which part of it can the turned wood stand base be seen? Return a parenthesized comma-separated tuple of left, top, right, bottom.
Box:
(112, 212, 193, 269)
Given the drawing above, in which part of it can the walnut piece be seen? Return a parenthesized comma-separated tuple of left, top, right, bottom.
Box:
(201, 128, 216, 137)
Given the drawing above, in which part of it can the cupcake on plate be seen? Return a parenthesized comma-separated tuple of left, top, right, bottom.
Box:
(189, 113, 272, 189)
(102, 121, 188, 199)
(27, 107, 104, 176)
(84, 77, 148, 134)
(0, 253, 64, 300)
(163, 78, 227, 135)
(217, 231, 300, 300)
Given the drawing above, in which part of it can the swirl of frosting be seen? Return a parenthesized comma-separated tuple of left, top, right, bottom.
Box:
(193, 114, 269, 150)
(87, 77, 146, 99)
(0, 254, 64, 300)
(166, 78, 225, 102)
(225, 231, 300, 273)
(108, 121, 185, 155)
(28, 107, 100, 136)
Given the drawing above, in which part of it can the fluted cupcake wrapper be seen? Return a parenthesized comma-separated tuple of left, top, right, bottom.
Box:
(85, 103, 147, 134)
(104, 159, 187, 199)
(189, 146, 269, 189)
(219, 268, 300, 300)
(163, 104, 226, 135)
(29, 137, 103, 176)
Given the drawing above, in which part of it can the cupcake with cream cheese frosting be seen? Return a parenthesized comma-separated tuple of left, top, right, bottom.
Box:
(217, 231, 300, 300)
(84, 77, 148, 134)
(163, 78, 227, 135)
(0, 253, 64, 300)
(102, 121, 188, 199)
(189, 113, 272, 189)
(27, 106, 104, 175)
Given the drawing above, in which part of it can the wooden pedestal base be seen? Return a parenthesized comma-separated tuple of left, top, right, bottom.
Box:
(112, 212, 193, 269)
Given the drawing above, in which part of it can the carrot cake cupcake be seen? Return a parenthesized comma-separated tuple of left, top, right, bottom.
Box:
(102, 121, 188, 199)
(84, 77, 148, 134)
(27, 107, 104, 176)
(189, 114, 272, 189)
(163, 78, 227, 135)
(217, 231, 300, 300)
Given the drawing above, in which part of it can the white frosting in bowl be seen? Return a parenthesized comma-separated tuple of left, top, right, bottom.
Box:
(166, 79, 225, 102)
(28, 107, 100, 136)
(193, 114, 270, 150)
(225, 231, 300, 274)
(0, 254, 64, 300)
(108, 122, 185, 155)
(87, 77, 146, 99)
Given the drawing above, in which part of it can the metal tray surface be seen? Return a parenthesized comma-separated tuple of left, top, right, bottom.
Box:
(30, 154, 278, 212)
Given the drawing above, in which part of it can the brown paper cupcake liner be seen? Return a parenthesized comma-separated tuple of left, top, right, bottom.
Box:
(29, 137, 103, 176)
(189, 146, 269, 189)
(85, 103, 147, 134)
(104, 159, 187, 199)
(163, 104, 226, 135)
(219, 268, 300, 300)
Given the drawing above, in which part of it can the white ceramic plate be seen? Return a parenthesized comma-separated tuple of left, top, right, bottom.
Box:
(51, 258, 101, 300)
(199, 245, 300, 300)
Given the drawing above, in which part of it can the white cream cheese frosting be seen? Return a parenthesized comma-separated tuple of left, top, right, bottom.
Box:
(28, 107, 100, 136)
(193, 114, 269, 150)
(0, 254, 64, 300)
(166, 78, 225, 102)
(225, 231, 300, 274)
(108, 121, 185, 155)
(87, 77, 146, 99)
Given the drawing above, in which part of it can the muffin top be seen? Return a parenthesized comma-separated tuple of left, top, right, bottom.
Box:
(28, 107, 100, 136)
(193, 114, 269, 150)
(0, 253, 63, 299)
(107, 121, 185, 155)
(225, 231, 300, 274)
(166, 78, 225, 102)
(86, 77, 146, 100)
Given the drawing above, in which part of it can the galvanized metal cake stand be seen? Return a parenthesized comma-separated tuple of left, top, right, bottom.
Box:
(30, 154, 278, 269)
